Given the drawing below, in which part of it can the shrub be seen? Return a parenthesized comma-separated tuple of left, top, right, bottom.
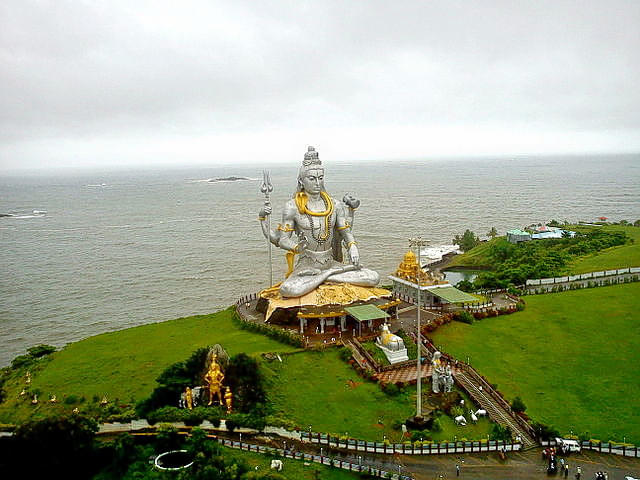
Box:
(226, 353, 267, 413)
(10, 355, 32, 369)
(105, 409, 137, 423)
(184, 410, 205, 426)
(454, 311, 474, 325)
(391, 419, 404, 431)
(381, 382, 400, 396)
(9, 344, 57, 370)
(578, 431, 591, 443)
(490, 423, 512, 441)
(450, 406, 464, 418)
(225, 418, 237, 432)
(531, 421, 560, 440)
(511, 396, 526, 413)
(338, 347, 353, 362)
(27, 344, 56, 358)
(431, 418, 442, 432)
(146, 406, 186, 425)
(515, 301, 525, 311)
(232, 312, 304, 347)
(64, 395, 80, 405)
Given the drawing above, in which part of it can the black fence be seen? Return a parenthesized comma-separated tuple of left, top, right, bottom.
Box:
(299, 431, 522, 455)
(540, 439, 639, 458)
(217, 437, 414, 480)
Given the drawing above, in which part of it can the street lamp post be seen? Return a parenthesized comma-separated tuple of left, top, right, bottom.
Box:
(409, 236, 427, 419)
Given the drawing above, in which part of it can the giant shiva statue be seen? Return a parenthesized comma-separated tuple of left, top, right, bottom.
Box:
(259, 146, 379, 297)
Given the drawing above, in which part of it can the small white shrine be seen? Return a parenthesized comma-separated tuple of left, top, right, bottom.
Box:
(376, 323, 409, 364)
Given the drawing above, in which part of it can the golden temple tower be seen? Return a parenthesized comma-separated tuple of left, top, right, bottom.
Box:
(394, 250, 439, 286)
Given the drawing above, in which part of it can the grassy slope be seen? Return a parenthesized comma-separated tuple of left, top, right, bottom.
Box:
(568, 225, 640, 273)
(2, 307, 491, 441)
(0, 308, 298, 423)
(447, 225, 640, 273)
(446, 238, 501, 269)
(429, 283, 640, 443)
(264, 349, 491, 442)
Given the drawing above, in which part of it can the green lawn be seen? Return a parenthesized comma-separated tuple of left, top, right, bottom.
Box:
(429, 282, 640, 443)
(568, 225, 640, 273)
(1, 307, 493, 442)
(264, 349, 491, 442)
(0, 308, 298, 423)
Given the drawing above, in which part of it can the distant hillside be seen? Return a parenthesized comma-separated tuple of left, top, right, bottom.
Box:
(447, 225, 639, 275)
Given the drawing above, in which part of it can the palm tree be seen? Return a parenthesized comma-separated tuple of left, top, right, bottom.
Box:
(487, 227, 498, 239)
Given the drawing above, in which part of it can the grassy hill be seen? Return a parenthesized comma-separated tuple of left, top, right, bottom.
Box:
(4, 283, 639, 443)
(429, 282, 640, 444)
(446, 238, 501, 269)
(447, 225, 640, 274)
(1, 307, 493, 441)
(0, 308, 299, 424)
(568, 224, 640, 273)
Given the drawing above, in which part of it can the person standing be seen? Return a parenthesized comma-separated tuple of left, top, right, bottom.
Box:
(575, 465, 581, 479)
(456, 464, 460, 477)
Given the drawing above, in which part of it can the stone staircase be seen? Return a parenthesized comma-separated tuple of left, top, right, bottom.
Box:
(344, 340, 374, 371)
(454, 370, 536, 449)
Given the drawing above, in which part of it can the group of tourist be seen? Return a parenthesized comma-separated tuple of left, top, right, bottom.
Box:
(543, 448, 586, 478)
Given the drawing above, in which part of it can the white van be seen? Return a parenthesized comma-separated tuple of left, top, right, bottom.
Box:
(555, 437, 581, 453)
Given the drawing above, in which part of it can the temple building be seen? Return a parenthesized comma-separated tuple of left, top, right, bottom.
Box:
(256, 283, 400, 338)
(389, 250, 477, 309)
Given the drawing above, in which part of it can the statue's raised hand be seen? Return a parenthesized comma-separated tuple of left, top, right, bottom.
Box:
(259, 203, 272, 218)
(342, 194, 361, 210)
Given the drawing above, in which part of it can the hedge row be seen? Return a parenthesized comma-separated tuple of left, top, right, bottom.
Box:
(232, 311, 304, 347)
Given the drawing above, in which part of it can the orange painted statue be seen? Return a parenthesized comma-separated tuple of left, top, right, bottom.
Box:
(204, 354, 225, 406)
(224, 386, 233, 414)
(185, 386, 193, 410)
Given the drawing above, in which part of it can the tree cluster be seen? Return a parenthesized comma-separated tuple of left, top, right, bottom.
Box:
(472, 230, 628, 289)
(137, 348, 267, 422)
(452, 229, 481, 252)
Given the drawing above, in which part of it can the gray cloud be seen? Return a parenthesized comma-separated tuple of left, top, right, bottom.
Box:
(1, 0, 639, 168)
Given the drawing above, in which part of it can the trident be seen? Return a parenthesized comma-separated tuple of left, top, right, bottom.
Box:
(261, 170, 274, 286)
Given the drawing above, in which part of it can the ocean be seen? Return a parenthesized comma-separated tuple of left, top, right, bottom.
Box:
(1, 154, 639, 366)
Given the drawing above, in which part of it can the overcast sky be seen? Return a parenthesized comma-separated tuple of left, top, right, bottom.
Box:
(1, 0, 639, 170)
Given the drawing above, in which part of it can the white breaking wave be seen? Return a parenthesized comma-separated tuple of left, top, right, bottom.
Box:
(189, 177, 258, 183)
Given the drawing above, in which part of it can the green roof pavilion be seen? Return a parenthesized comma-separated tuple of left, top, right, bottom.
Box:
(344, 304, 390, 322)
(427, 286, 477, 304)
